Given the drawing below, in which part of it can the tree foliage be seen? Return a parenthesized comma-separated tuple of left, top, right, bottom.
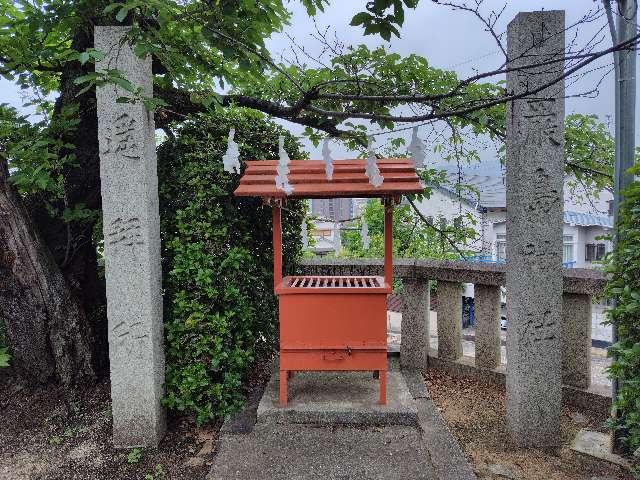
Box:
(340, 198, 474, 260)
(605, 163, 640, 455)
(157, 108, 305, 422)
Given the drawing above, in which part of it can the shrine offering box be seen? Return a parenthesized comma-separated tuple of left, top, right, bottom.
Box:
(235, 158, 422, 405)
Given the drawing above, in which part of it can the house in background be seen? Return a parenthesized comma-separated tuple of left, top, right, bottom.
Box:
(309, 220, 340, 256)
(311, 198, 353, 222)
(415, 173, 614, 269)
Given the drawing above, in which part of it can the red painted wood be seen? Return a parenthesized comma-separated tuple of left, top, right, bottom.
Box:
(235, 181, 422, 198)
(240, 172, 418, 184)
(234, 158, 422, 198)
(275, 275, 391, 295)
(384, 201, 393, 287)
(234, 158, 422, 406)
(279, 350, 387, 371)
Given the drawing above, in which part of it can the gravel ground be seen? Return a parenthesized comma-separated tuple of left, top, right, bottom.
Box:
(424, 368, 634, 480)
(0, 354, 273, 480)
(0, 372, 218, 480)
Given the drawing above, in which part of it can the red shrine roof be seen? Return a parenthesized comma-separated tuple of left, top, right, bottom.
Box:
(233, 158, 423, 199)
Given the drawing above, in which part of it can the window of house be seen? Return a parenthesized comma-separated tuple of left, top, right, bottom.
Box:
(586, 243, 607, 262)
(563, 235, 574, 263)
(608, 199, 614, 216)
(426, 216, 434, 225)
(496, 234, 506, 261)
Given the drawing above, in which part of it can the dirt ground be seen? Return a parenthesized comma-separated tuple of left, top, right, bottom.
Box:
(0, 351, 274, 480)
(0, 371, 219, 480)
(424, 368, 635, 480)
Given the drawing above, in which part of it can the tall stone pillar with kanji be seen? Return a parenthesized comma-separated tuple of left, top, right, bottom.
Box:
(95, 26, 165, 447)
(505, 11, 565, 447)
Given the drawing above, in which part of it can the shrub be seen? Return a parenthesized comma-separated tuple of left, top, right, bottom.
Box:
(157, 110, 305, 423)
(605, 164, 640, 454)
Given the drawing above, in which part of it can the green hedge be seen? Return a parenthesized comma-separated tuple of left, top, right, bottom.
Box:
(157, 110, 305, 423)
(606, 164, 640, 457)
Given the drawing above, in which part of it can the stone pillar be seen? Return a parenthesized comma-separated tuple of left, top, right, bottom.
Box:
(474, 284, 501, 370)
(436, 281, 462, 361)
(400, 279, 430, 369)
(562, 293, 592, 389)
(505, 11, 565, 447)
(95, 26, 165, 447)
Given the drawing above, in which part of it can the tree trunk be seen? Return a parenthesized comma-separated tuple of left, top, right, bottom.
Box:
(0, 156, 95, 385)
(22, 21, 110, 380)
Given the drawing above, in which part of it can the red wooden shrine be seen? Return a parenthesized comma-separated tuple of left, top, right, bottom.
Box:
(234, 158, 423, 405)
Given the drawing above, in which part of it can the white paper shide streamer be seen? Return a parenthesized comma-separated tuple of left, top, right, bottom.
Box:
(365, 136, 384, 187)
(322, 138, 334, 180)
(408, 126, 427, 168)
(275, 135, 294, 195)
(361, 218, 370, 249)
(222, 128, 241, 173)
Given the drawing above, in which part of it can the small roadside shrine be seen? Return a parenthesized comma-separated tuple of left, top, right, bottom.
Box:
(234, 152, 423, 406)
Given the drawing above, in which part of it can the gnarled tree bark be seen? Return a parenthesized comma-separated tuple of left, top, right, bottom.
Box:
(0, 155, 95, 385)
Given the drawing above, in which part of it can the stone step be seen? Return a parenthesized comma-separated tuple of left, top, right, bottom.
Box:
(256, 359, 418, 427)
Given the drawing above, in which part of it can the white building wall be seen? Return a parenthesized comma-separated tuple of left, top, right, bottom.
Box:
(491, 221, 610, 268)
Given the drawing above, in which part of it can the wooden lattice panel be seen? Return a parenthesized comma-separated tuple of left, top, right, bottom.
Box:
(276, 275, 391, 295)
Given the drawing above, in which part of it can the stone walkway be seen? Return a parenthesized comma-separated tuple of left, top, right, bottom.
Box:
(207, 360, 476, 480)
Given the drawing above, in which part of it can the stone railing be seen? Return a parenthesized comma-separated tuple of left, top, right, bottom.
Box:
(298, 258, 609, 415)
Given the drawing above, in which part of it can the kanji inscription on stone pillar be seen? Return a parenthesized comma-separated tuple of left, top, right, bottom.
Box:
(505, 10, 565, 447)
(95, 26, 165, 447)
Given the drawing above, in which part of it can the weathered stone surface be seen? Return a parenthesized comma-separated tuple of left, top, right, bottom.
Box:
(474, 284, 501, 370)
(298, 258, 605, 295)
(257, 360, 418, 426)
(95, 26, 165, 447)
(562, 293, 592, 389)
(436, 281, 462, 361)
(571, 429, 629, 467)
(505, 10, 565, 447)
(208, 423, 436, 480)
(400, 280, 430, 369)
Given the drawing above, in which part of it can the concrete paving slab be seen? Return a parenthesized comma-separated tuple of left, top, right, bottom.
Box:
(257, 361, 418, 426)
(571, 429, 630, 468)
(207, 423, 435, 480)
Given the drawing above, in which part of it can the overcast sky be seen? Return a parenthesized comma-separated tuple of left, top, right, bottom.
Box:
(1, 1, 637, 175)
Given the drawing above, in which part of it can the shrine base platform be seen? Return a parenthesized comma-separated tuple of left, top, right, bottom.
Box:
(256, 358, 418, 427)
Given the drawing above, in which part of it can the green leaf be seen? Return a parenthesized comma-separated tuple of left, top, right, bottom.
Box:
(115, 6, 130, 23)
(0, 348, 10, 368)
(350, 12, 371, 26)
(78, 52, 90, 65)
(103, 3, 122, 13)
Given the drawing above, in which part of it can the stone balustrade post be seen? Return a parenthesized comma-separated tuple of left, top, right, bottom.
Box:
(436, 281, 462, 360)
(400, 279, 430, 370)
(474, 284, 502, 370)
(562, 293, 592, 389)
